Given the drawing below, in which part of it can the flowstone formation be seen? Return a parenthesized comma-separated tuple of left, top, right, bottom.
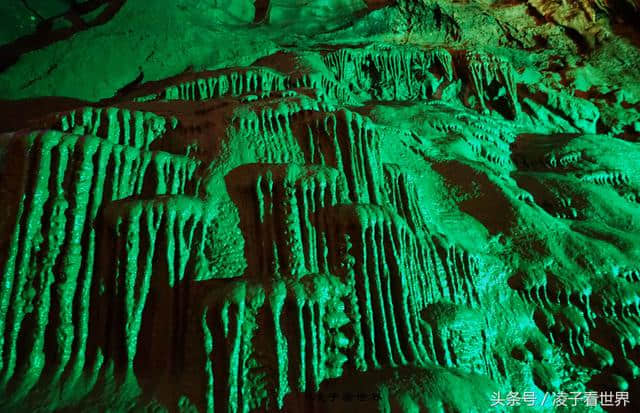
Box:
(0, 0, 639, 412)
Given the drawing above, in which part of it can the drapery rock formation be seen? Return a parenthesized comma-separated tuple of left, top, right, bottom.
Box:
(0, 0, 639, 412)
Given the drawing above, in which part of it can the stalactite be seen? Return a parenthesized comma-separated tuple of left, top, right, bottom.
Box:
(304, 110, 384, 204)
(226, 163, 349, 280)
(382, 163, 482, 308)
(383, 163, 429, 235)
(323, 204, 432, 369)
(230, 97, 321, 164)
(138, 68, 291, 102)
(0, 130, 201, 399)
(104, 196, 211, 368)
(322, 47, 455, 102)
(59, 107, 169, 149)
(200, 273, 351, 413)
(461, 52, 521, 118)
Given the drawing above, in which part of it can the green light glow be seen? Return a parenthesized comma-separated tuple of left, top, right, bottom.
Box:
(0, 0, 639, 411)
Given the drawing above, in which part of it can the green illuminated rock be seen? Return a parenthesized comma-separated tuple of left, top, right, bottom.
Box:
(0, 0, 639, 412)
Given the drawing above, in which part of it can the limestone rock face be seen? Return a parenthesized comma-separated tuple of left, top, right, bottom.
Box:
(0, 0, 639, 412)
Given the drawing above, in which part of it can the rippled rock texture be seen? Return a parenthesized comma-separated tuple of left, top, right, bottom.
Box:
(0, 0, 639, 412)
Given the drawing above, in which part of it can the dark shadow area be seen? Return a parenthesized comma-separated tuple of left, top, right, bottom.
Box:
(253, 0, 270, 24)
(0, 97, 89, 133)
(0, 0, 126, 72)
